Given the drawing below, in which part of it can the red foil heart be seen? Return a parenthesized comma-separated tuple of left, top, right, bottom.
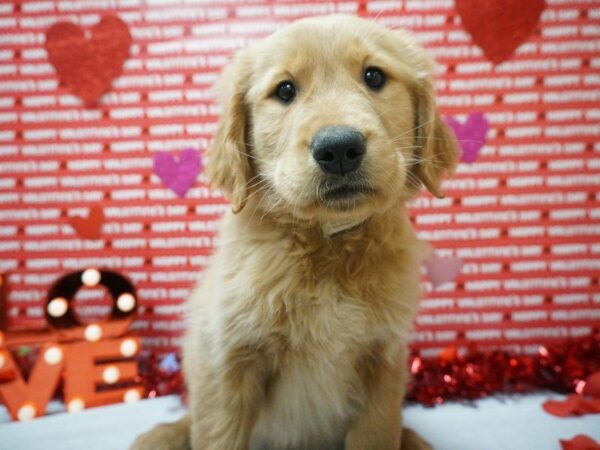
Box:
(560, 435, 600, 450)
(45, 15, 132, 106)
(456, 0, 545, 64)
(543, 394, 600, 417)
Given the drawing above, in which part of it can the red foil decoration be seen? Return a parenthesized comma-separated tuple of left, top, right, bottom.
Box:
(135, 330, 600, 408)
(137, 352, 184, 400)
(560, 435, 600, 450)
(543, 394, 600, 417)
(406, 330, 600, 406)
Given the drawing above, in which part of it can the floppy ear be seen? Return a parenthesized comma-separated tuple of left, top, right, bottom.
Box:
(410, 77, 458, 198)
(205, 52, 253, 213)
(394, 28, 458, 198)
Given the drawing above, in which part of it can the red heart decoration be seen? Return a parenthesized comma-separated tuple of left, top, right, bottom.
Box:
(543, 395, 582, 417)
(543, 394, 600, 417)
(68, 206, 104, 239)
(45, 15, 132, 106)
(560, 435, 600, 450)
(456, 0, 545, 64)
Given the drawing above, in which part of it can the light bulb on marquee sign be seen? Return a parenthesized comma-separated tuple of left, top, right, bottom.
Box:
(67, 398, 85, 414)
(84, 324, 103, 342)
(47, 297, 68, 318)
(0, 269, 143, 421)
(117, 293, 136, 312)
(43, 347, 63, 365)
(124, 388, 141, 403)
(81, 268, 101, 287)
(120, 338, 138, 357)
(102, 366, 120, 384)
(17, 404, 36, 422)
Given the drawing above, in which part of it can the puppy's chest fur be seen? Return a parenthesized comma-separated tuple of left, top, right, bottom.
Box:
(252, 289, 368, 448)
(209, 225, 420, 448)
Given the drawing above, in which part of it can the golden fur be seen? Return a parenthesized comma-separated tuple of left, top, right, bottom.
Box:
(132, 15, 457, 450)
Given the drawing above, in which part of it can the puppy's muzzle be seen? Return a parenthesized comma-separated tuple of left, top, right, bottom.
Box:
(311, 126, 366, 176)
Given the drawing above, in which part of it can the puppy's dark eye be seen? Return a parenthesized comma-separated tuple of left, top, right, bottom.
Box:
(275, 81, 296, 103)
(364, 67, 386, 91)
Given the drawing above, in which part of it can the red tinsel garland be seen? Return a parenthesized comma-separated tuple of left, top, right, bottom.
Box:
(133, 330, 600, 407)
(137, 352, 185, 400)
(406, 330, 600, 406)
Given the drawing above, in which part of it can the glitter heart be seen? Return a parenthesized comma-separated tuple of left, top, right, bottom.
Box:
(45, 15, 132, 106)
(153, 148, 202, 198)
(445, 113, 489, 164)
(456, 0, 545, 64)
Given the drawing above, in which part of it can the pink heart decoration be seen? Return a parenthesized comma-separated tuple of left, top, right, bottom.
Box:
(445, 113, 489, 164)
(153, 148, 202, 198)
(424, 252, 464, 288)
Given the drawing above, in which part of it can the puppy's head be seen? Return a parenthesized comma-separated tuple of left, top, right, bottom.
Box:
(206, 15, 457, 225)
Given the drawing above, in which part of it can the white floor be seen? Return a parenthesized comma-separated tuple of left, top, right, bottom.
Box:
(0, 393, 598, 450)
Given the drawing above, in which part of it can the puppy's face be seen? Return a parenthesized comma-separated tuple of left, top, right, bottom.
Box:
(207, 16, 457, 225)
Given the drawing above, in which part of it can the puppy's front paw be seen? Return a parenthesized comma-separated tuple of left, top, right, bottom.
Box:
(130, 420, 190, 450)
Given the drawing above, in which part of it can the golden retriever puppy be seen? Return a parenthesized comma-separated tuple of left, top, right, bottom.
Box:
(132, 14, 456, 450)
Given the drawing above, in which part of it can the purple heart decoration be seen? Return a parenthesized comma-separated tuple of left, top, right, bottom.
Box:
(424, 251, 464, 288)
(445, 112, 489, 164)
(153, 148, 202, 198)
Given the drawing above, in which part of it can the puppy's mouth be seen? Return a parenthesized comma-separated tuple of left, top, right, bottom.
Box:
(318, 183, 375, 205)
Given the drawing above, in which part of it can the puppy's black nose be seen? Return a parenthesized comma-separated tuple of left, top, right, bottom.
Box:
(311, 126, 366, 176)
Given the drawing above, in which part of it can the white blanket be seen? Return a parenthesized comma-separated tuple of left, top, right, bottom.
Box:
(1, 393, 598, 450)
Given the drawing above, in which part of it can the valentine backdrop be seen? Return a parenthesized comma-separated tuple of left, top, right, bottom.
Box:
(1, 0, 599, 360)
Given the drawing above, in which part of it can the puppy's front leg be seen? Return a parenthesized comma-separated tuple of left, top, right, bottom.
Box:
(344, 343, 406, 450)
(189, 347, 266, 450)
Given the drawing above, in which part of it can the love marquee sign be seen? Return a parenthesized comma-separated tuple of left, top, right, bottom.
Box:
(0, 270, 143, 421)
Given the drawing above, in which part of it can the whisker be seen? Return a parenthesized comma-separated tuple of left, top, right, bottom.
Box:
(250, 185, 276, 224)
(395, 117, 438, 139)
(242, 174, 262, 190)
(244, 182, 270, 203)
(237, 150, 270, 165)
(424, 136, 483, 144)
(260, 196, 283, 223)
